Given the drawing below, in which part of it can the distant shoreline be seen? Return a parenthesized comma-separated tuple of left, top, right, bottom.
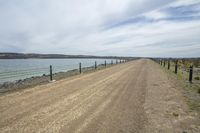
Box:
(0, 52, 134, 60)
(0, 57, 124, 59)
(0, 52, 200, 60)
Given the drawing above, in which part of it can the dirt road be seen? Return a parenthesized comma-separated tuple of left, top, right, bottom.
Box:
(0, 59, 199, 133)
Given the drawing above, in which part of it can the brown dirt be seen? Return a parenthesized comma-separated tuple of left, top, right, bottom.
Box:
(0, 59, 199, 133)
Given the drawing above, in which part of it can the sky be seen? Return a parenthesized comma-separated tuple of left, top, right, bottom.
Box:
(0, 0, 200, 57)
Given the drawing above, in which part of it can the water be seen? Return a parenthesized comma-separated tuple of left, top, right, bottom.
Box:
(0, 58, 116, 84)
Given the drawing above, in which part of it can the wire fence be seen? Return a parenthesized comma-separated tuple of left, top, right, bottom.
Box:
(153, 59, 200, 84)
(0, 59, 126, 85)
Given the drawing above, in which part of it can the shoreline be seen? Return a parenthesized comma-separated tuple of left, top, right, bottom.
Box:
(0, 64, 111, 94)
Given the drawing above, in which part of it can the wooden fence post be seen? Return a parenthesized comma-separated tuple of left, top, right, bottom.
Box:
(111, 60, 113, 65)
(161, 60, 162, 66)
(79, 63, 82, 73)
(189, 65, 193, 83)
(50, 65, 52, 81)
(175, 60, 178, 74)
(95, 61, 97, 69)
(116, 60, 118, 64)
(105, 60, 106, 67)
(164, 60, 166, 67)
(168, 60, 170, 70)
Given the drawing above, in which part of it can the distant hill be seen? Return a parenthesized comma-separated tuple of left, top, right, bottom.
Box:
(0, 53, 135, 59)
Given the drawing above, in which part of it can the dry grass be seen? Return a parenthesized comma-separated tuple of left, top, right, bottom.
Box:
(161, 63, 200, 113)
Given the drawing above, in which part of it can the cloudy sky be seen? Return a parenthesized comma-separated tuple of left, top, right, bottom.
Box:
(0, 0, 200, 57)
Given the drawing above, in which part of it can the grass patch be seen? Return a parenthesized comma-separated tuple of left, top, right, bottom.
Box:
(184, 84, 200, 112)
(177, 71, 183, 80)
(160, 64, 200, 113)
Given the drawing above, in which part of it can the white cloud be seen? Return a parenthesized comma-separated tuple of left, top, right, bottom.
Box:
(0, 0, 200, 57)
(169, 0, 200, 7)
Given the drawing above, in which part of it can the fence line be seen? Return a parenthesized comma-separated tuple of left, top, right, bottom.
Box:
(153, 59, 200, 84)
(0, 59, 127, 84)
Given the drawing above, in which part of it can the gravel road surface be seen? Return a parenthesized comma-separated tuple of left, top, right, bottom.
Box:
(0, 59, 199, 133)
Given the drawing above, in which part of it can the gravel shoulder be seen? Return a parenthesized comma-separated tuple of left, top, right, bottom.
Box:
(0, 59, 199, 133)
